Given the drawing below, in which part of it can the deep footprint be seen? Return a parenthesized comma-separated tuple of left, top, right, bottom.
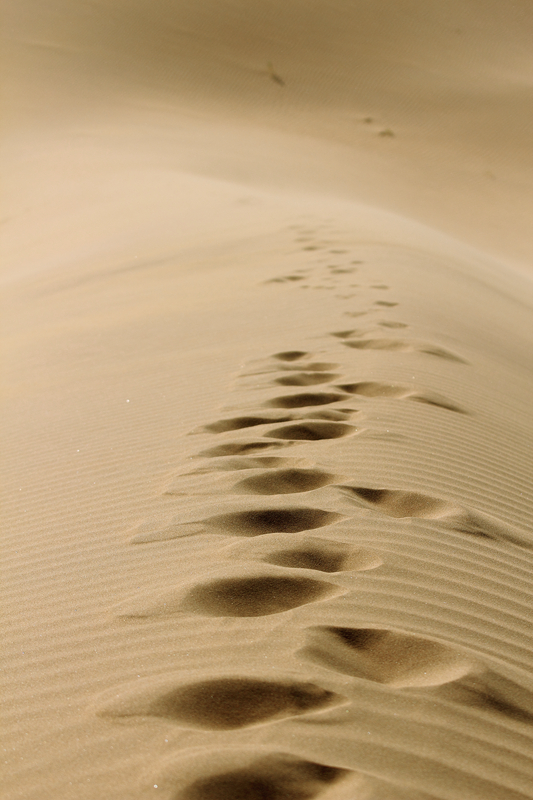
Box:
(264, 539, 383, 573)
(203, 507, 345, 536)
(273, 351, 309, 361)
(299, 627, 476, 687)
(265, 392, 348, 408)
(266, 422, 356, 440)
(177, 754, 350, 800)
(133, 678, 345, 730)
(234, 468, 336, 495)
(275, 373, 338, 387)
(181, 575, 341, 616)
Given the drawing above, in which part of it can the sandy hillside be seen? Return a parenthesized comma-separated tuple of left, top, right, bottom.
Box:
(1, 2, 533, 799)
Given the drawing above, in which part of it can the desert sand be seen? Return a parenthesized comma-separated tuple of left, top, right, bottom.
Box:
(1, 2, 533, 799)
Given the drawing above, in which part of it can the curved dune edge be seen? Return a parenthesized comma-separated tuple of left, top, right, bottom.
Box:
(2, 3, 533, 800)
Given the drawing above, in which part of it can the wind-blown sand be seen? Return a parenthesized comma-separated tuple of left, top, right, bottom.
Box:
(1, 2, 533, 799)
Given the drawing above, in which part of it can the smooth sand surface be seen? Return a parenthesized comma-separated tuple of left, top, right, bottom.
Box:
(1, 2, 533, 799)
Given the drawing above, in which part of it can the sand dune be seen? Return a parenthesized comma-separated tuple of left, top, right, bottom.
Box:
(1, 2, 533, 799)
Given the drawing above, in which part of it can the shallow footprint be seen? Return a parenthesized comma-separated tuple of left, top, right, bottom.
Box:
(265, 392, 348, 408)
(196, 441, 291, 458)
(337, 381, 411, 398)
(234, 468, 336, 495)
(343, 338, 411, 352)
(181, 575, 341, 617)
(339, 486, 459, 518)
(427, 671, 533, 724)
(177, 754, 350, 800)
(197, 415, 293, 434)
(299, 627, 477, 687)
(264, 538, 383, 573)
(379, 321, 408, 329)
(266, 422, 356, 440)
(181, 456, 294, 474)
(275, 373, 338, 387)
(102, 678, 345, 731)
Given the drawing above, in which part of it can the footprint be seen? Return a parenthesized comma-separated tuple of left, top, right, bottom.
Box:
(196, 442, 291, 458)
(374, 301, 398, 307)
(329, 329, 363, 338)
(275, 373, 338, 386)
(265, 392, 348, 408)
(428, 672, 533, 724)
(299, 627, 477, 687)
(343, 338, 466, 364)
(266, 422, 356, 440)
(379, 321, 408, 329)
(343, 339, 412, 352)
(181, 456, 295, 474)
(264, 539, 383, 573)
(131, 508, 346, 543)
(300, 409, 356, 421)
(266, 275, 306, 283)
(337, 383, 466, 413)
(181, 575, 342, 617)
(273, 351, 309, 361)
(177, 754, 350, 800)
(197, 415, 294, 434)
(102, 678, 345, 731)
(337, 382, 411, 399)
(339, 486, 459, 518)
(233, 468, 337, 495)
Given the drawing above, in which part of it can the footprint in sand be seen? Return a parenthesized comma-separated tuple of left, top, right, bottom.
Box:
(180, 574, 341, 617)
(265, 421, 357, 440)
(120, 573, 344, 618)
(196, 441, 293, 458)
(265, 391, 349, 408)
(339, 486, 531, 548)
(263, 537, 383, 573)
(131, 507, 346, 543)
(100, 677, 346, 731)
(336, 382, 467, 413)
(233, 468, 338, 495)
(342, 338, 468, 363)
(274, 372, 340, 386)
(299, 626, 478, 688)
(194, 414, 295, 434)
(175, 753, 351, 800)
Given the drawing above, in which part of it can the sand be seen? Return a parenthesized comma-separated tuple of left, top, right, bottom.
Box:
(1, 2, 533, 799)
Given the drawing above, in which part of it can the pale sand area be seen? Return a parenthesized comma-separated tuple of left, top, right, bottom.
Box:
(1, 2, 533, 799)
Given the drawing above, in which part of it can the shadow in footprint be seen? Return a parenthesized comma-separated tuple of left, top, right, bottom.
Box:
(264, 539, 382, 573)
(134, 678, 346, 730)
(181, 575, 341, 617)
(234, 468, 336, 495)
(275, 373, 338, 387)
(265, 392, 347, 408)
(266, 422, 356, 440)
(177, 754, 350, 800)
(300, 627, 476, 687)
(374, 301, 398, 307)
(273, 351, 309, 361)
